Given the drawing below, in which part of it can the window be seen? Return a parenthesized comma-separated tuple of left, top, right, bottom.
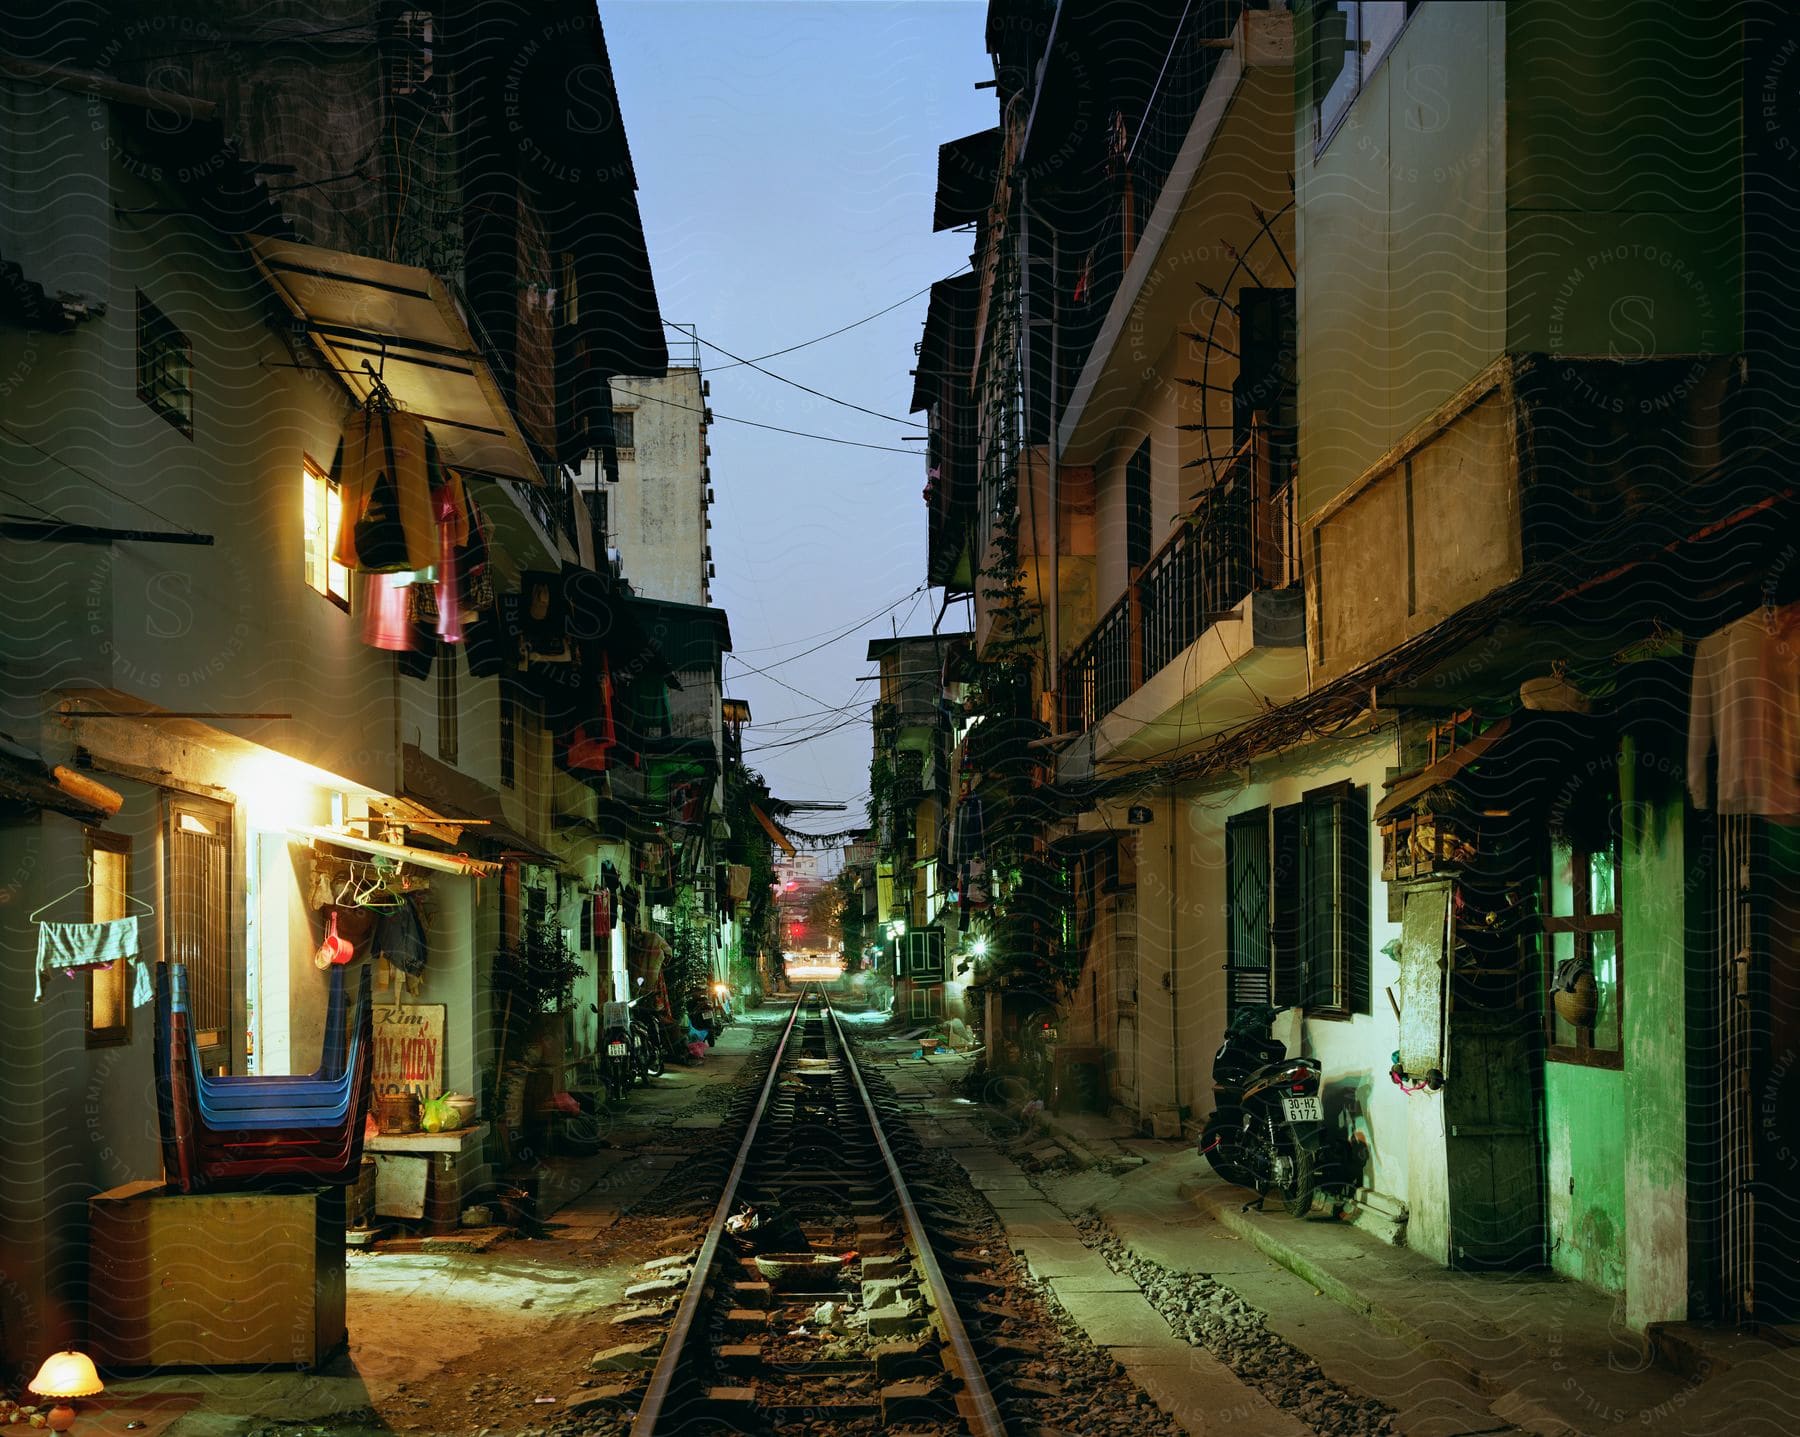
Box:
(1299, 783, 1371, 1016)
(1126, 438, 1152, 572)
(136, 292, 192, 437)
(437, 641, 459, 764)
(85, 831, 132, 1047)
(1543, 816, 1623, 1068)
(500, 683, 517, 789)
(610, 409, 635, 454)
(303, 458, 351, 608)
(1311, 1, 1418, 149)
(1224, 784, 1371, 1017)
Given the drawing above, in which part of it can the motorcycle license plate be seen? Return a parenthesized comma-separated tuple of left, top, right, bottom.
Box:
(1281, 1096, 1323, 1123)
(607, 1042, 628, 1057)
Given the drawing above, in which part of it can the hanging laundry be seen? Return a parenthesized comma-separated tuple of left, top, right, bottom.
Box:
(36, 915, 139, 1001)
(432, 479, 465, 644)
(331, 408, 439, 573)
(592, 887, 613, 943)
(374, 897, 429, 976)
(1687, 601, 1800, 818)
(519, 569, 569, 656)
(361, 571, 416, 651)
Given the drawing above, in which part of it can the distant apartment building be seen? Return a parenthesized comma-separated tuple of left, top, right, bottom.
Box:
(586, 354, 715, 607)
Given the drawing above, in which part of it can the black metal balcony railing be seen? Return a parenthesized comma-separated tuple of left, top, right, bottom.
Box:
(1060, 423, 1295, 736)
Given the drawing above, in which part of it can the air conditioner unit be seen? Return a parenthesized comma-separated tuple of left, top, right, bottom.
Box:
(606, 547, 624, 579)
(703, 408, 714, 425)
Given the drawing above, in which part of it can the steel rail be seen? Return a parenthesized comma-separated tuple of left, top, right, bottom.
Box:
(821, 995, 1008, 1437)
(630, 988, 809, 1436)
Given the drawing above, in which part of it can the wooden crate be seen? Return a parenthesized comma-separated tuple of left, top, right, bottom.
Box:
(88, 1181, 346, 1369)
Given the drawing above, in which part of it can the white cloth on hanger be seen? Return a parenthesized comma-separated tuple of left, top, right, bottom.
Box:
(35, 916, 140, 1001)
(1687, 603, 1800, 817)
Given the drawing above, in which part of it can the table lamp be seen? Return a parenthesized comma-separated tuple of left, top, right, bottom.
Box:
(28, 1351, 103, 1432)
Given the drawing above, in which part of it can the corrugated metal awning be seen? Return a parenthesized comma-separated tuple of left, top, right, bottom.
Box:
(246, 237, 540, 483)
(1372, 717, 1513, 823)
(290, 826, 501, 877)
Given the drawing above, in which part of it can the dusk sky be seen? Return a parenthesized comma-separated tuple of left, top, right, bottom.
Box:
(605, 1, 992, 836)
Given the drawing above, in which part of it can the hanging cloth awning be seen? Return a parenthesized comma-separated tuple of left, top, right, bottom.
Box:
(289, 825, 501, 877)
(246, 237, 540, 483)
(750, 804, 796, 857)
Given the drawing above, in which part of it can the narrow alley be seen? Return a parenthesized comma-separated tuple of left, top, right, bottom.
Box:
(2, 3, 1799, 1436)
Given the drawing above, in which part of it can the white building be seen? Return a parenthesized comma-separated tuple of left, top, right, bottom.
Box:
(586, 361, 714, 607)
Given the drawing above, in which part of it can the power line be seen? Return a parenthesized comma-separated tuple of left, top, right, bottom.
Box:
(707, 265, 971, 372)
(727, 584, 929, 672)
(623, 384, 921, 455)
(0, 421, 200, 537)
(668, 319, 920, 427)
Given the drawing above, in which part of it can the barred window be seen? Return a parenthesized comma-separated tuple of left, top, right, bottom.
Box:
(136, 293, 192, 437)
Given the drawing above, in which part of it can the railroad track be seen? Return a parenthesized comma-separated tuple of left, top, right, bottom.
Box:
(624, 986, 1020, 1436)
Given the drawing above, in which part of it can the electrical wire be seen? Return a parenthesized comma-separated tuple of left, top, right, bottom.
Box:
(706, 265, 972, 372)
(668, 319, 920, 427)
(731, 584, 929, 654)
(726, 584, 929, 671)
(623, 384, 921, 455)
(0, 421, 201, 537)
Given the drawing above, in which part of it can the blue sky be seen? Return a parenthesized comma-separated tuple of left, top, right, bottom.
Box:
(604, 1, 991, 831)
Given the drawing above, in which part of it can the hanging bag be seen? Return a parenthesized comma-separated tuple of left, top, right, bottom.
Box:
(333, 408, 438, 573)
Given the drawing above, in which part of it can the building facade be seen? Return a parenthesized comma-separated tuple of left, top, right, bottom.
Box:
(914, 0, 1800, 1330)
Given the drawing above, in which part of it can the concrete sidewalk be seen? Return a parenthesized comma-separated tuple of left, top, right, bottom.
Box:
(1025, 1105, 1800, 1437)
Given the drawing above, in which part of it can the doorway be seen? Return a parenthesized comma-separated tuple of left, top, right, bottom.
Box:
(166, 795, 236, 1076)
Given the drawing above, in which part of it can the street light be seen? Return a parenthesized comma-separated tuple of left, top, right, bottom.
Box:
(970, 937, 988, 958)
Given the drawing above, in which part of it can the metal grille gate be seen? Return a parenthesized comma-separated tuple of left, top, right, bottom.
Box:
(170, 804, 231, 1068)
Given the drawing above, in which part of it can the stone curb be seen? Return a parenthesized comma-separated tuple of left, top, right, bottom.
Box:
(1174, 1176, 1577, 1437)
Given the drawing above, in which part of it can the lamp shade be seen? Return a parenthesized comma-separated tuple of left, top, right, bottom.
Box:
(29, 1351, 103, 1399)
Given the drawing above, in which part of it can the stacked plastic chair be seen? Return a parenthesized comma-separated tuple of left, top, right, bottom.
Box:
(154, 959, 375, 1194)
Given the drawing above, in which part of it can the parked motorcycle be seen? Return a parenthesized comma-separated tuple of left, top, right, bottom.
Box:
(1197, 1003, 1324, 1217)
(630, 992, 665, 1083)
(600, 999, 635, 1105)
(688, 990, 723, 1047)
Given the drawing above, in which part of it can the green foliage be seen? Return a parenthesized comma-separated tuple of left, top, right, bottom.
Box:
(493, 917, 586, 1014)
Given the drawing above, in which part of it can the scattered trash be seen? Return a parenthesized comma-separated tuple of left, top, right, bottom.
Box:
(460, 1205, 493, 1226)
(533, 1395, 557, 1404)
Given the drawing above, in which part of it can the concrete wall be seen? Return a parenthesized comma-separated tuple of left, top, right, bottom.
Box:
(1294, 0, 1505, 522)
(606, 369, 709, 607)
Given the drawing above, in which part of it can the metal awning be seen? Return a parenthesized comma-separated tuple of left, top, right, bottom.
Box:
(0, 734, 122, 820)
(1373, 717, 1513, 823)
(290, 825, 501, 877)
(246, 237, 540, 483)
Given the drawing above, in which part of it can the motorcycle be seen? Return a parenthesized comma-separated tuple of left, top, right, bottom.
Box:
(630, 992, 665, 1083)
(688, 990, 723, 1047)
(600, 998, 634, 1105)
(1198, 1003, 1325, 1218)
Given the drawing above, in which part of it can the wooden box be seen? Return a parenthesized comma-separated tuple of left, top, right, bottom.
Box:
(88, 1181, 346, 1369)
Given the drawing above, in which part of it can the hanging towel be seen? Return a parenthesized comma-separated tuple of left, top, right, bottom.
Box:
(1687, 603, 1800, 817)
(36, 916, 139, 1001)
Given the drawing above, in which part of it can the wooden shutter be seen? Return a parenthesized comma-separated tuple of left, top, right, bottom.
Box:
(1272, 802, 1304, 1007)
(1340, 785, 1371, 1014)
(1225, 808, 1271, 1009)
(1299, 783, 1371, 1014)
(1301, 793, 1338, 1009)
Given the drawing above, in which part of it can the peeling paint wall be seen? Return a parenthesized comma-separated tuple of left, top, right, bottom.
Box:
(608, 369, 709, 607)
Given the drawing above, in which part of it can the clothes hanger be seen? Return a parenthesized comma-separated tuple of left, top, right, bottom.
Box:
(29, 856, 154, 923)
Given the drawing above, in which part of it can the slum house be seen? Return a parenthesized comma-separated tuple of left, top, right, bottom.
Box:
(0, 19, 673, 1371)
(914, 0, 1800, 1331)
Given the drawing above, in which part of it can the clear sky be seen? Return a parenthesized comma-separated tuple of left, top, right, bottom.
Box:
(603, 1, 992, 836)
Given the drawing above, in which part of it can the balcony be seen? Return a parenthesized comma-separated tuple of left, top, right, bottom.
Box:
(1058, 424, 1305, 769)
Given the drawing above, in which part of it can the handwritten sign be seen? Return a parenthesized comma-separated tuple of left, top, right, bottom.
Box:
(372, 1004, 445, 1100)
